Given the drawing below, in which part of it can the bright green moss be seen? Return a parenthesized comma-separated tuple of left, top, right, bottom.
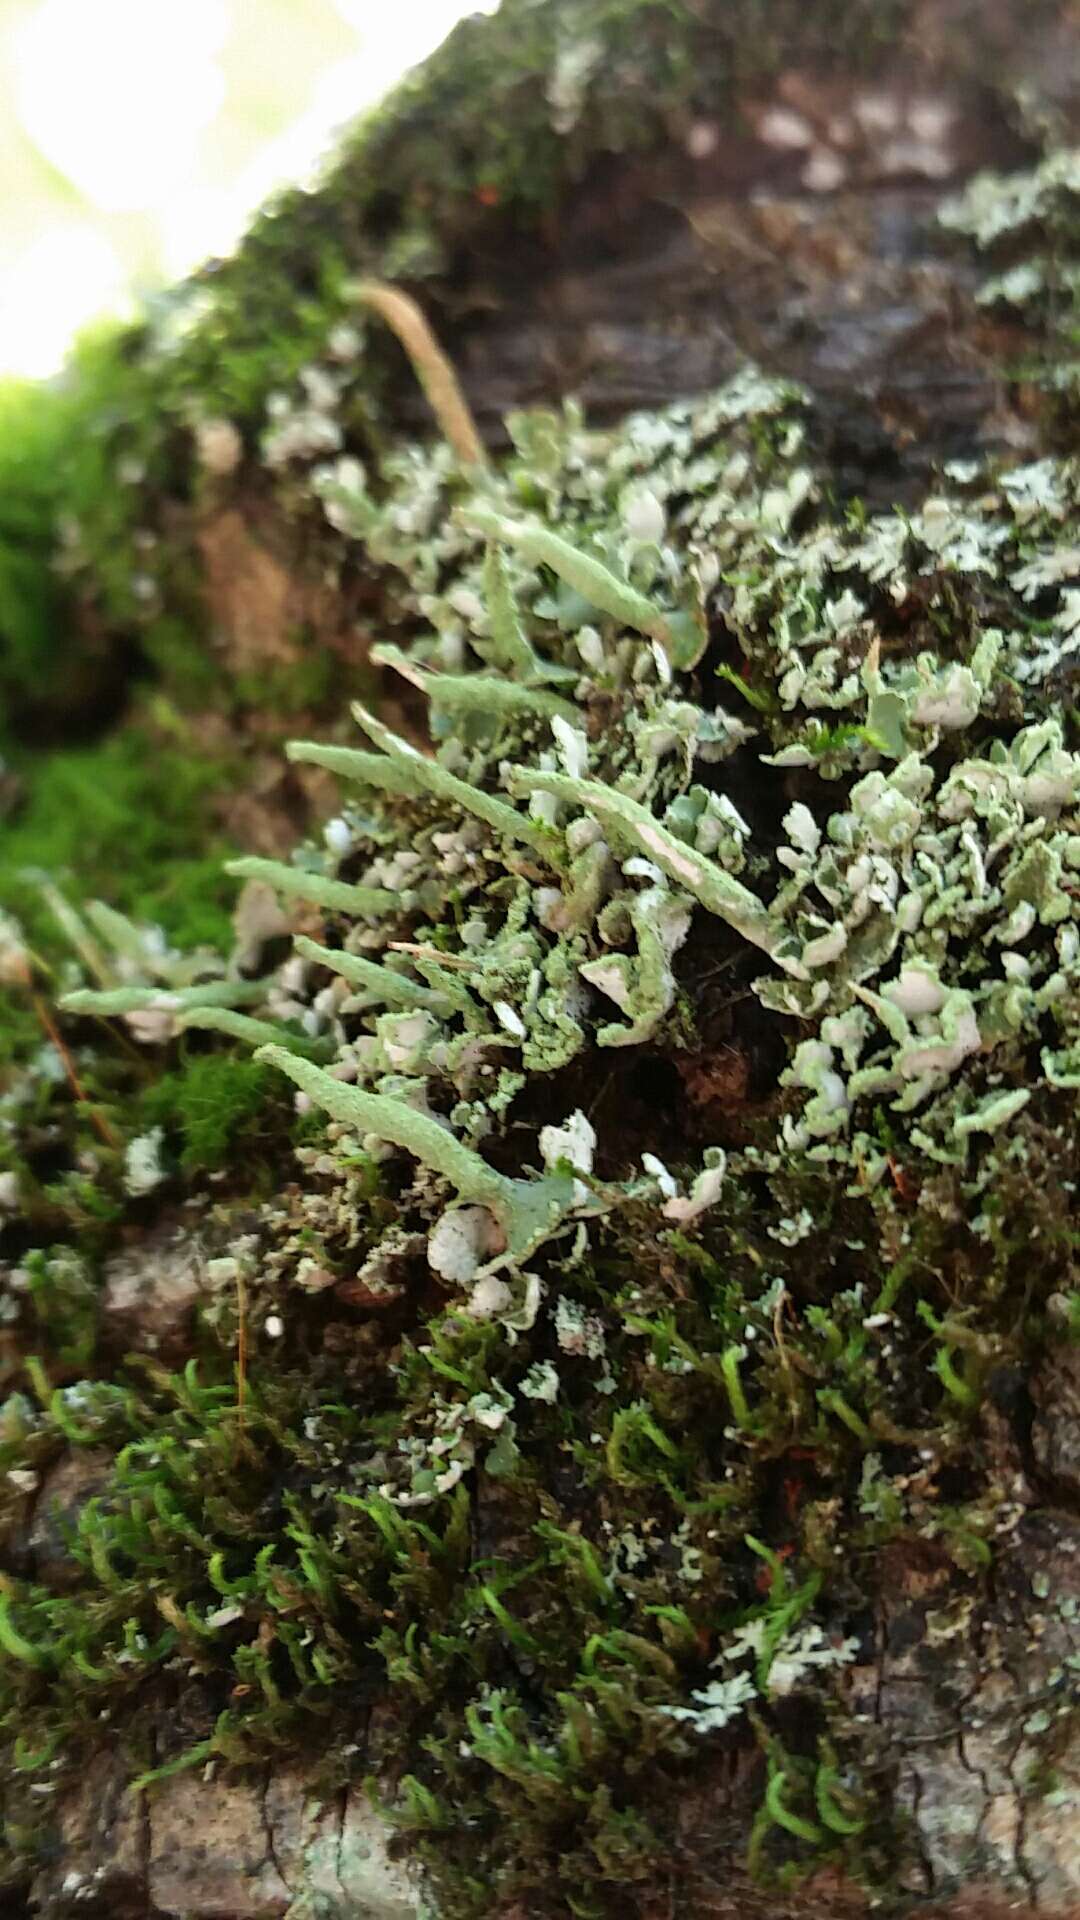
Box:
(0, 327, 175, 733)
(138, 1052, 286, 1174)
(232, 646, 339, 716)
(1, 733, 233, 964)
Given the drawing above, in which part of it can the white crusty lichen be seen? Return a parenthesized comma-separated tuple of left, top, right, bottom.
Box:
(538, 1110, 596, 1205)
(657, 1669, 756, 1733)
(123, 1128, 166, 1197)
(660, 1148, 728, 1225)
(580, 886, 692, 1047)
(427, 1204, 505, 1284)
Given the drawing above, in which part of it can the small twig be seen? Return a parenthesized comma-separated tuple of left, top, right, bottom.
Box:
(387, 942, 478, 971)
(773, 1284, 804, 1426)
(235, 1265, 247, 1435)
(30, 989, 119, 1150)
(356, 280, 487, 469)
(586, 1068, 616, 1125)
(773, 1283, 790, 1368)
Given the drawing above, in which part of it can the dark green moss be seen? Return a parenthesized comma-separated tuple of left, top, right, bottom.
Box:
(0, 329, 179, 739)
(0, 733, 242, 1215)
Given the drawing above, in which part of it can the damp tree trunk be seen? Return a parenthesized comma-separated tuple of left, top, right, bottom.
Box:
(7, 2, 1080, 1917)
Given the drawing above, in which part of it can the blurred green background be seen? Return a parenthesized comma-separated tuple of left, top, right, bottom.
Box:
(0, 0, 489, 377)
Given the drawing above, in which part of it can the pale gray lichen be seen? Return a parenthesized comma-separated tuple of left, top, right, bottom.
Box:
(657, 1669, 756, 1733)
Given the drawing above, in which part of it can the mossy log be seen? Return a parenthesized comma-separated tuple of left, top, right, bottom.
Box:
(3, 3, 1080, 1918)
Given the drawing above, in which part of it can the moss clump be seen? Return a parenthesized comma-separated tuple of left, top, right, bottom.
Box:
(138, 1052, 287, 1174)
(0, 329, 197, 739)
(0, 733, 253, 1241)
(1, 731, 233, 963)
(0, 382, 74, 728)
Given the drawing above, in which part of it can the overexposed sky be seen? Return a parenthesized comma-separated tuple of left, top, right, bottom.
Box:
(0, 0, 496, 378)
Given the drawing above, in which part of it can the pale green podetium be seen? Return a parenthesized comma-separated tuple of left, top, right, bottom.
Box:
(484, 541, 545, 680)
(292, 936, 454, 1015)
(178, 1007, 322, 1054)
(512, 767, 807, 978)
(225, 855, 401, 919)
(370, 641, 578, 723)
(462, 503, 704, 668)
(482, 542, 576, 686)
(287, 706, 557, 859)
(60, 977, 276, 1017)
(256, 1046, 575, 1267)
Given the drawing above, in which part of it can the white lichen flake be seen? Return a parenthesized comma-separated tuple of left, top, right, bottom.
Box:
(123, 1128, 166, 1197)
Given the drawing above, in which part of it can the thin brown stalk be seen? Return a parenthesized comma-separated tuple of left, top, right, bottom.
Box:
(356, 280, 487, 469)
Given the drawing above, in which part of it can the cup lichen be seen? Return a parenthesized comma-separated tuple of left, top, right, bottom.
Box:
(4, 153, 1080, 1915)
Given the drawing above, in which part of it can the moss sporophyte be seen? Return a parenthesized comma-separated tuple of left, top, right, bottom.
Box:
(4, 180, 1080, 1917)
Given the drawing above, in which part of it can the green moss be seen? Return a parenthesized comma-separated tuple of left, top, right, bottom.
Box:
(0, 381, 72, 718)
(0, 327, 181, 734)
(24, 1247, 99, 1378)
(1, 731, 233, 966)
(139, 1052, 287, 1174)
(0, 732, 242, 1217)
(140, 615, 225, 708)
